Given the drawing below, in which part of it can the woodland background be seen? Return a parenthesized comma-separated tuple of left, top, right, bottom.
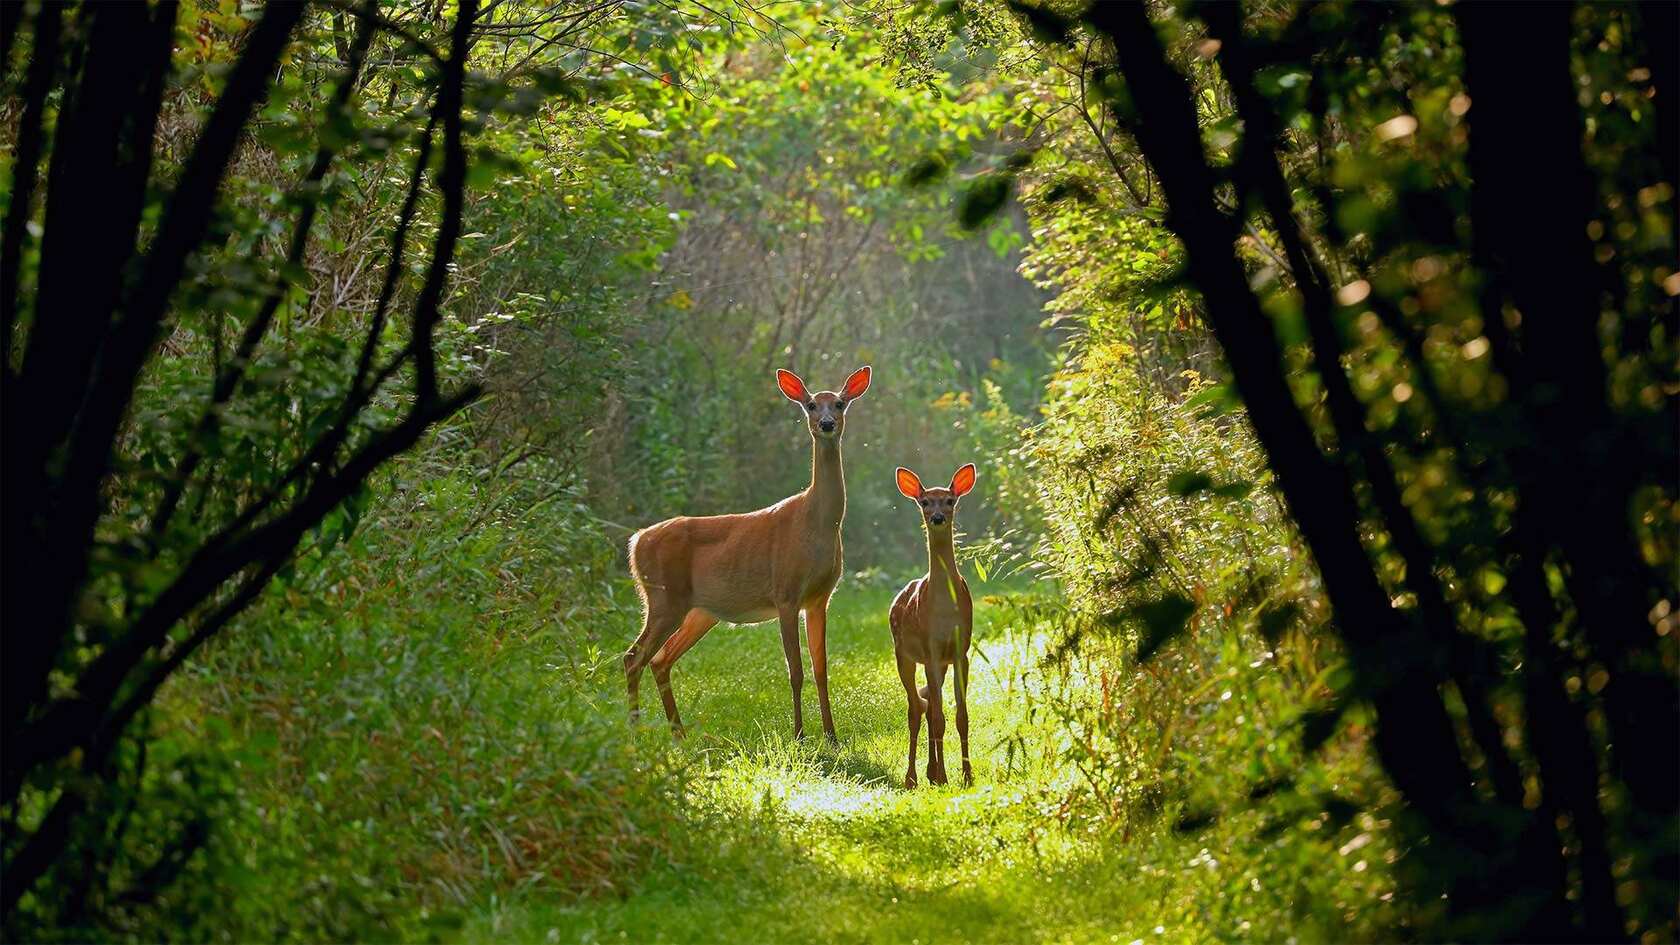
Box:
(1, 0, 1675, 942)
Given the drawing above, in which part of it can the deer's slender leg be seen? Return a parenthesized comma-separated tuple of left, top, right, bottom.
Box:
(897, 649, 924, 789)
(805, 599, 837, 744)
(954, 654, 972, 786)
(625, 597, 684, 722)
(778, 605, 805, 739)
(649, 609, 718, 737)
(924, 657, 948, 785)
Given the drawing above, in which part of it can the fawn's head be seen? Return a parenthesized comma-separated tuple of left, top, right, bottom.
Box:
(777, 366, 871, 441)
(896, 464, 976, 531)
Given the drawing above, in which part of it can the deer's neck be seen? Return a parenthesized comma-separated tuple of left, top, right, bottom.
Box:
(807, 437, 845, 532)
(926, 529, 959, 592)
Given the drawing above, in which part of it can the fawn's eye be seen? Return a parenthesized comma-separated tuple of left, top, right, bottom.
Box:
(806, 402, 816, 411)
(920, 499, 929, 507)
(834, 400, 846, 411)
(946, 498, 955, 505)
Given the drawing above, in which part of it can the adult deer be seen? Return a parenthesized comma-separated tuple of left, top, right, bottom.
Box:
(623, 366, 872, 742)
(889, 463, 976, 788)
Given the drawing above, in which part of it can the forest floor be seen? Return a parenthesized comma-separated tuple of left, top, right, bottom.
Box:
(464, 584, 1189, 944)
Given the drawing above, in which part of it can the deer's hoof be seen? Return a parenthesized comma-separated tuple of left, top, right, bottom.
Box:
(962, 763, 974, 786)
(824, 731, 839, 748)
(904, 772, 918, 790)
(928, 766, 947, 786)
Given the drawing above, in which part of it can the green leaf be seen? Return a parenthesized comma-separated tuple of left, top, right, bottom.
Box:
(1133, 593, 1195, 663)
(1299, 700, 1348, 753)
(958, 173, 1013, 231)
(1166, 471, 1214, 496)
(1256, 600, 1302, 643)
(902, 155, 949, 188)
(1184, 384, 1237, 417)
(1007, 0, 1074, 44)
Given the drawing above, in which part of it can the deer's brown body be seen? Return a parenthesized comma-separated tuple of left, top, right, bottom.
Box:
(623, 367, 870, 741)
(889, 464, 977, 788)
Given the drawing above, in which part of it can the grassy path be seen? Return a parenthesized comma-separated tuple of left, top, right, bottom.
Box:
(466, 583, 1179, 944)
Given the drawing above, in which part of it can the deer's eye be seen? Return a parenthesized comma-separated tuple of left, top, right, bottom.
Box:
(834, 400, 846, 411)
(920, 499, 929, 507)
(806, 402, 816, 411)
(946, 498, 955, 505)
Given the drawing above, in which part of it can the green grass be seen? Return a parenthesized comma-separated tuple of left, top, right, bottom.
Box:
(464, 581, 1218, 944)
(168, 505, 1397, 944)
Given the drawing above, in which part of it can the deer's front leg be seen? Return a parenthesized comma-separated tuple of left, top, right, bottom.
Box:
(778, 606, 805, 739)
(924, 658, 948, 785)
(805, 601, 837, 744)
(896, 650, 923, 789)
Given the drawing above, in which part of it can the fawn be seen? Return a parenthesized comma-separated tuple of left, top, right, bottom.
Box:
(623, 366, 872, 742)
(889, 463, 977, 788)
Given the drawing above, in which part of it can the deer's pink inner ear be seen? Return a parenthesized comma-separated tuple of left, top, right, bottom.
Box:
(777, 370, 809, 403)
(950, 463, 977, 497)
(842, 365, 872, 400)
(896, 467, 923, 499)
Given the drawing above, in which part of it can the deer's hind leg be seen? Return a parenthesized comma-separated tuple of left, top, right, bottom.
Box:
(896, 648, 925, 789)
(624, 592, 685, 724)
(955, 653, 973, 786)
(649, 609, 718, 736)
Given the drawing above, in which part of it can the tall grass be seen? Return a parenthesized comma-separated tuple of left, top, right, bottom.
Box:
(157, 453, 686, 941)
(141, 367, 1416, 942)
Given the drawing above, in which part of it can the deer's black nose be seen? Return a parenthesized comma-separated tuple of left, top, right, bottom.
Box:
(819, 418, 835, 432)
(931, 514, 946, 525)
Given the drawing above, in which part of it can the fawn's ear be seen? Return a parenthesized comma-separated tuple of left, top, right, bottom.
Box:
(896, 467, 924, 499)
(842, 365, 872, 400)
(776, 369, 809, 403)
(950, 463, 977, 497)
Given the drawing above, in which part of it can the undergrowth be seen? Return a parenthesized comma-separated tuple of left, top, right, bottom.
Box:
(146, 430, 1407, 942)
(157, 456, 687, 941)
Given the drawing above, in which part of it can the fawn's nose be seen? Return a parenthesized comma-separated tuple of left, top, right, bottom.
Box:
(930, 513, 946, 525)
(819, 418, 836, 432)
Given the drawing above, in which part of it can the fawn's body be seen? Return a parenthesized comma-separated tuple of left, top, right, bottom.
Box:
(623, 366, 871, 742)
(888, 464, 977, 788)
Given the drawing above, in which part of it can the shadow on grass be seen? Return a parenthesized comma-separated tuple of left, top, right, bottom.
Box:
(471, 777, 1124, 945)
(811, 744, 899, 787)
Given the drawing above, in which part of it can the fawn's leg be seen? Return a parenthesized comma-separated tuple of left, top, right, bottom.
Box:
(924, 658, 948, 785)
(955, 654, 973, 785)
(624, 597, 683, 722)
(805, 600, 837, 744)
(897, 650, 924, 789)
(648, 609, 718, 737)
(778, 606, 805, 739)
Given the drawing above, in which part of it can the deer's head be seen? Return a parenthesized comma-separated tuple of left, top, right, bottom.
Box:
(895, 463, 976, 531)
(777, 366, 871, 442)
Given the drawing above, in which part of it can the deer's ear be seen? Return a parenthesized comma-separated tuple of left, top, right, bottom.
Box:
(776, 369, 809, 403)
(895, 467, 924, 499)
(842, 365, 872, 400)
(950, 463, 977, 497)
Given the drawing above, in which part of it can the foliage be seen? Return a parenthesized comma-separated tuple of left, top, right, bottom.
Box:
(0, 0, 722, 935)
(899, 0, 1679, 939)
(578, 7, 1050, 571)
(4, 0, 1675, 941)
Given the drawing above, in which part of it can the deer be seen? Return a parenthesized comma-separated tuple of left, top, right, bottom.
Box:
(622, 365, 872, 743)
(888, 463, 977, 789)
